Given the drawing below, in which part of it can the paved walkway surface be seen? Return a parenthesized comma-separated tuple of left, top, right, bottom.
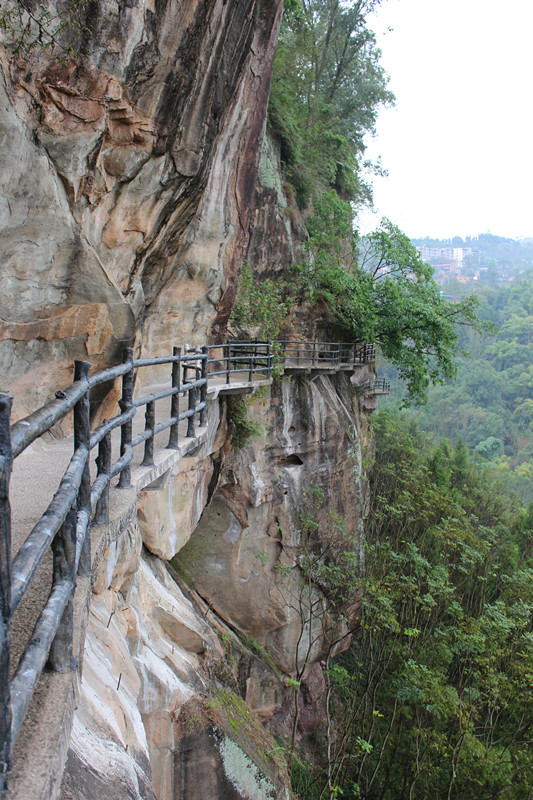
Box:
(9, 371, 272, 663)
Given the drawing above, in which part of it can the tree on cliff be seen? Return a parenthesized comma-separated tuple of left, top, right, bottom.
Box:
(269, 0, 393, 207)
(314, 210, 492, 404)
(232, 205, 489, 404)
(266, 3, 488, 404)
(278, 193, 491, 405)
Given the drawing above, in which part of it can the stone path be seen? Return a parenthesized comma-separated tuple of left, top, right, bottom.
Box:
(5, 351, 377, 799)
(6, 370, 271, 799)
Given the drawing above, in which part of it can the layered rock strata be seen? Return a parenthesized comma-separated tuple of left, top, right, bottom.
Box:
(0, 0, 283, 419)
(58, 373, 368, 800)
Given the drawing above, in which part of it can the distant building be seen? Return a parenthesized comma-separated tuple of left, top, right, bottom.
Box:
(418, 246, 473, 266)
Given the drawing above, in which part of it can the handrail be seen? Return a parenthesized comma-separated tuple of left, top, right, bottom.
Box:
(0, 336, 381, 794)
(359, 379, 391, 395)
(274, 340, 375, 367)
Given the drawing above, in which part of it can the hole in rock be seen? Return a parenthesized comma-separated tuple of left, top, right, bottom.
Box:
(288, 425, 296, 433)
(277, 454, 304, 467)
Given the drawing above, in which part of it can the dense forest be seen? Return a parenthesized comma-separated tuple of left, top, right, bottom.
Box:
(256, 1, 533, 799)
(383, 273, 533, 503)
(291, 412, 533, 800)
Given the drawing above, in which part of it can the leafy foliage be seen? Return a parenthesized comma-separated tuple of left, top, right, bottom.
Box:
(266, 3, 488, 404)
(227, 396, 266, 448)
(309, 208, 492, 404)
(234, 204, 490, 404)
(269, 0, 393, 207)
(389, 272, 533, 499)
(306, 412, 533, 800)
(230, 262, 289, 340)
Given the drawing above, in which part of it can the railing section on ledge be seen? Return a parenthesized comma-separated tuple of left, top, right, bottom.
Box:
(359, 378, 391, 395)
(0, 338, 381, 794)
(277, 340, 375, 367)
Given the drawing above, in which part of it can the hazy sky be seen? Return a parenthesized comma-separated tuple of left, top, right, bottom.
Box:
(358, 0, 533, 240)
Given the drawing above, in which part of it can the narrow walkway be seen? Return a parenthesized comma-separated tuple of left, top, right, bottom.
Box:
(3, 340, 383, 800)
(6, 370, 272, 800)
(9, 372, 271, 671)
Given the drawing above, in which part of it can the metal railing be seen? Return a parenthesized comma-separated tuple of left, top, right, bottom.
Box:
(207, 341, 273, 383)
(275, 340, 375, 367)
(359, 379, 391, 395)
(0, 337, 377, 793)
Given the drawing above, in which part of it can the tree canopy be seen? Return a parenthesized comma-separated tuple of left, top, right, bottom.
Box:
(291, 412, 533, 800)
(388, 272, 533, 500)
(306, 197, 492, 404)
(264, 2, 489, 404)
(269, 0, 393, 207)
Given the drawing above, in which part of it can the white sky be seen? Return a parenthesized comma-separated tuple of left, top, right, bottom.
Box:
(357, 0, 533, 240)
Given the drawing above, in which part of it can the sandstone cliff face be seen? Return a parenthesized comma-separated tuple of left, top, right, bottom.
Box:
(0, 0, 283, 419)
(0, 4, 376, 799)
(61, 513, 292, 800)
(246, 130, 309, 277)
(60, 373, 368, 800)
(177, 374, 364, 677)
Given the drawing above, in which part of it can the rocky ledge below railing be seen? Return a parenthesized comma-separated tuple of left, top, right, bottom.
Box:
(0, 337, 386, 799)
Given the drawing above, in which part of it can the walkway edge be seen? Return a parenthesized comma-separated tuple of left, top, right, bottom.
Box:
(6, 378, 270, 800)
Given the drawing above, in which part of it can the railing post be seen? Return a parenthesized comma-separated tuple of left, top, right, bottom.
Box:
(267, 342, 272, 379)
(73, 360, 91, 576)
(281, 340, 287, 368)
(312, 340, 317, 366)
(94, 431, 112, 525)
(186, 382, 196, 438)
(225, 344, 231, 385)
(182, 348, 190, 387)
(168, 347, 181, 450)
(48, 505, 77, 672)
(200, 346, 208, 427)
(118, 348, 134, 489)
(0, 394, 12, 794)
(249, 340, 256, 382)
(141, 400, 155, 467)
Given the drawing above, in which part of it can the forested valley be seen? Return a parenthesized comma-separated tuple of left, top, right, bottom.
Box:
(406, 273, 533, 503)
(380, 270, 533, 502)
(251, 0, 533, 797)
(291, 412, 533, 800)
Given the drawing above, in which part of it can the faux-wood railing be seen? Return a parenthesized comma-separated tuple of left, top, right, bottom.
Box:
(0, 338, 376, 794)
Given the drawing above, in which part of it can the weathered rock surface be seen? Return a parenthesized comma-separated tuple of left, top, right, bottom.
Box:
(61, 514, 291, 800)
(177, 374, 365, 676)
(0, 0, 283, 418)
(246, 130, 309, 277)
(57, 370, 368, 799)
(136, 392, 226, 559)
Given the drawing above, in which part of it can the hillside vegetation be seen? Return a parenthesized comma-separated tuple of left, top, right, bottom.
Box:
(261, 3, 533, 799)
(384, 273, 533, 502)
(292, 412, 533, 800)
